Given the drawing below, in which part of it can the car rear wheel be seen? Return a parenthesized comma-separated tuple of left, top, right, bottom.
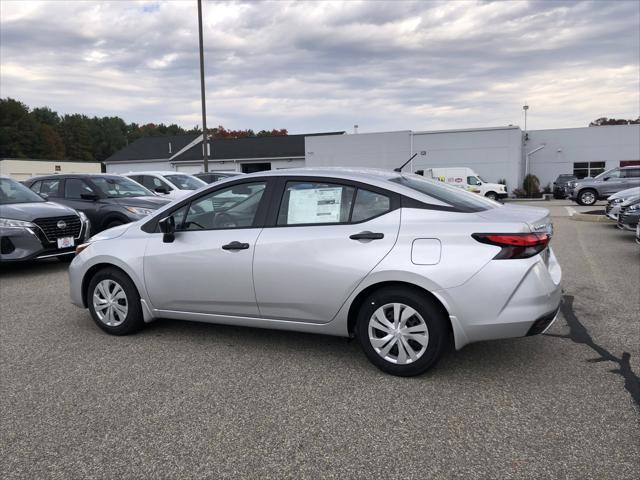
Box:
(87, 267, 144, 335)
(577, 189, 597, 206)
(356, 287, 448, 376)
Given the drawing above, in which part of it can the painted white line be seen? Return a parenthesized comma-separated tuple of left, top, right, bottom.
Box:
(565, 206, 578, 217)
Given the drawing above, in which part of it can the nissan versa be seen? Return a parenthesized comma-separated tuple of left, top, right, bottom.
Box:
(1, 176, 90, 262)
(69, 168, 562, 376)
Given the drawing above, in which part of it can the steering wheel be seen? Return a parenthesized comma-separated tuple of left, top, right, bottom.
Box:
(213, 212, 237, 228)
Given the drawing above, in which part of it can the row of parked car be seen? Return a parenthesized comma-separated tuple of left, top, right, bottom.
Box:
(603, 186, 640, 244)
(552, 165, 640, 205)
(0, 170, 241, 263)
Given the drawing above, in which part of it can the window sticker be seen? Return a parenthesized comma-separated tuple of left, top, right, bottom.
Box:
(288, 187, 343, 224)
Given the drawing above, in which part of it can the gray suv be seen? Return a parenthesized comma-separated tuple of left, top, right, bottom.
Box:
(568, 166, 640, 206)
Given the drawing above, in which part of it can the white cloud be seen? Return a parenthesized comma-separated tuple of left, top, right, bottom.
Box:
(1, 0, 638, 133)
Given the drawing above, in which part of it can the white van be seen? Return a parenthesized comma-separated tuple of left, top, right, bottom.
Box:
(423, 167, 507, 200)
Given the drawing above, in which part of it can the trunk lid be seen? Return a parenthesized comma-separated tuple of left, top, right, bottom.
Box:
(477, 204, 552, 234)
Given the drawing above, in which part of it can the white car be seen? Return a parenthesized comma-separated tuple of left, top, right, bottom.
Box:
(69, 168, 561, 376)
(125, 171, 206, 200)
(423, 167, 508, 201)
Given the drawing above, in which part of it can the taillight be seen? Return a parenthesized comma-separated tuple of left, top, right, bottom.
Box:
(472, 233, 550, 259)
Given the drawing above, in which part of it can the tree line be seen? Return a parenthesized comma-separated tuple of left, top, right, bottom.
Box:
(0, 98, 287, 162)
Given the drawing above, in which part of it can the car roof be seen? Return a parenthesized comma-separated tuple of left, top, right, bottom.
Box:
(25, 173, 123, 181)
(240, 167, 402, 183)
(125, 171, 194, 176)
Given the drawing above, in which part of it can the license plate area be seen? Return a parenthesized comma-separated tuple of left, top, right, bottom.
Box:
(57, 236, 74, 249)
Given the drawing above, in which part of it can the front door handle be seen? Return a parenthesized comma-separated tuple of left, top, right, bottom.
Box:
(222, 241, 250, 250)
(349, 231, 384, 241)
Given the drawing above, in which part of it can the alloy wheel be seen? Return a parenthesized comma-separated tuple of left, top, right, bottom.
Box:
(92, 279, 128, 327)
(580, 191, 596, 205)
(368, 303, 429, 365)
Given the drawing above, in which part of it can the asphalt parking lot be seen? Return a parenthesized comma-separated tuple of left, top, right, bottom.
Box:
(1, 200, 638, 479)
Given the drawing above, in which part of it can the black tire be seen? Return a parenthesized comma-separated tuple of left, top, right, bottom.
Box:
(105, 219, 125, 230)
(485, 191, 498, 201)
(577, 189, 597, 206)
(356, 287, 449, 377)
(86, 267, 144, 335)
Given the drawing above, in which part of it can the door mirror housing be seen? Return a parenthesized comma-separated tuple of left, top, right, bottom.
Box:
(155, 186, 170, 194)
(80, 193, 99, 201)
(39, 192, 49, 200)
(158, 215, 175, 243)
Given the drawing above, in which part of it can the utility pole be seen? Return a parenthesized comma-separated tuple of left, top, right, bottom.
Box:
(197, 0, 208, 172)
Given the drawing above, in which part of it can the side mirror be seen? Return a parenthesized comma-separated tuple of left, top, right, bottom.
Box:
(158, 215, 175, 243)
(80, 193, 99, 201)
(155, 186, 170, 194)
(39, 193, 49, 200)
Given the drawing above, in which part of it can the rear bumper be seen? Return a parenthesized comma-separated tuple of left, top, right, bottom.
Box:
(436, 247, 562, 349)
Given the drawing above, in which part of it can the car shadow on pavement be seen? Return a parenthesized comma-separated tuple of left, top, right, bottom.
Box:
(0, 259, 68, 277)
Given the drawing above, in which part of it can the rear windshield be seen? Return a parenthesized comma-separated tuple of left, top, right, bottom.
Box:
(390, 175, 498, 212)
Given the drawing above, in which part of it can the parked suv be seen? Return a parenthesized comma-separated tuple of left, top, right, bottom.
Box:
(1, 176, 90, 262)
(617, 197, 640, 231)
(125, 171, 206, 200)
(552, 174, 576, 199)
(24, 174, 170, 234)
(567, 166, 640, 206)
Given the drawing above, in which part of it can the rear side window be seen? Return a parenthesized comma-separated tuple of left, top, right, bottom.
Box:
(351, 189, 391, 222)
(29, 179, 61, 196)
(277, 182, 355, 225)
(141, 175, 171, 191)
(390, 175, 496, 212)
(622, 168, 640, 178)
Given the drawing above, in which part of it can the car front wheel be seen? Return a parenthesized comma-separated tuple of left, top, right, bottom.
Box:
(357, 287, 449, 376)
(577, 189, 597, 206)
(87, 267, 144, 335)
(485, 192, 498, 201)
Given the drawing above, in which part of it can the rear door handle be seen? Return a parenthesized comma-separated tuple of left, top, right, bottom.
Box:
(222, 241, 250, 250)
(349, 231, 384, 241)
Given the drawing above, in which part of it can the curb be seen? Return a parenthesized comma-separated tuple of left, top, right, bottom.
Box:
(570, 213, 611, 223)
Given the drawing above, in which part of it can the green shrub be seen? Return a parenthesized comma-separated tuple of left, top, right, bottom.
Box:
(523, 174, 541, 197)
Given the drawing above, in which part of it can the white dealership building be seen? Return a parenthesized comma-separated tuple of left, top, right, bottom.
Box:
(105, 124, 639, 193)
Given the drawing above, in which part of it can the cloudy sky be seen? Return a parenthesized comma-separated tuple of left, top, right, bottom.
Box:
(1, 0, 638, 134)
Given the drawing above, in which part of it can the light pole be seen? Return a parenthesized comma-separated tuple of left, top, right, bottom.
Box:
(523, 104, 529, 134)
(197, 0, 208, 173)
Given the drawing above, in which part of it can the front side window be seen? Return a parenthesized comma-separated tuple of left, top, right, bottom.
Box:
(181, 182, 266, 230)
(165, 174, 205, 190)
(0, 177, 45, 204)
(277, 182, 355, 225)
(65, 179, 97, 199)
(467, 176, 481, 186)
(91, 177, 154, 198)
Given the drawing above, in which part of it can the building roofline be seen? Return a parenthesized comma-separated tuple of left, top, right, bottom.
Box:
(0, 158, 103, 163)
(528, 124, 640, 133)
(412, 126, 522, 135)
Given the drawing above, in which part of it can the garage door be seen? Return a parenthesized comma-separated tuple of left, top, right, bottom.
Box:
(175, 164, 202, 174)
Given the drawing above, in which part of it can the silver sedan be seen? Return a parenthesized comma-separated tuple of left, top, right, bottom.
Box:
(69, 168, 562, 376)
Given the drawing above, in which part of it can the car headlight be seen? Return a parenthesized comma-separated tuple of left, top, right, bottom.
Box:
(124, 206, 154, 216)
(568, 181, 576, 188)
(0, 218, 36, 229)
(627, 204, 640, 211)
(610, 198, 624, 204)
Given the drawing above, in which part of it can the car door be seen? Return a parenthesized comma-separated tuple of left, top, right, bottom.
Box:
(253, 178, 401, 323)
(600, 169, 624, 196)
(61, 178, 103, 227)
(143, 179, 271, 316)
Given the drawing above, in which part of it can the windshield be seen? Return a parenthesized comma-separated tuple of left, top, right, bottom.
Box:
(0, 177, 45, 204)
(390, 174, 498, 212)
(91, 176, 153, 198)
(594, 168, 618, 180)
(165, 174, 206, 190)
(477, 175, 486, 183)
